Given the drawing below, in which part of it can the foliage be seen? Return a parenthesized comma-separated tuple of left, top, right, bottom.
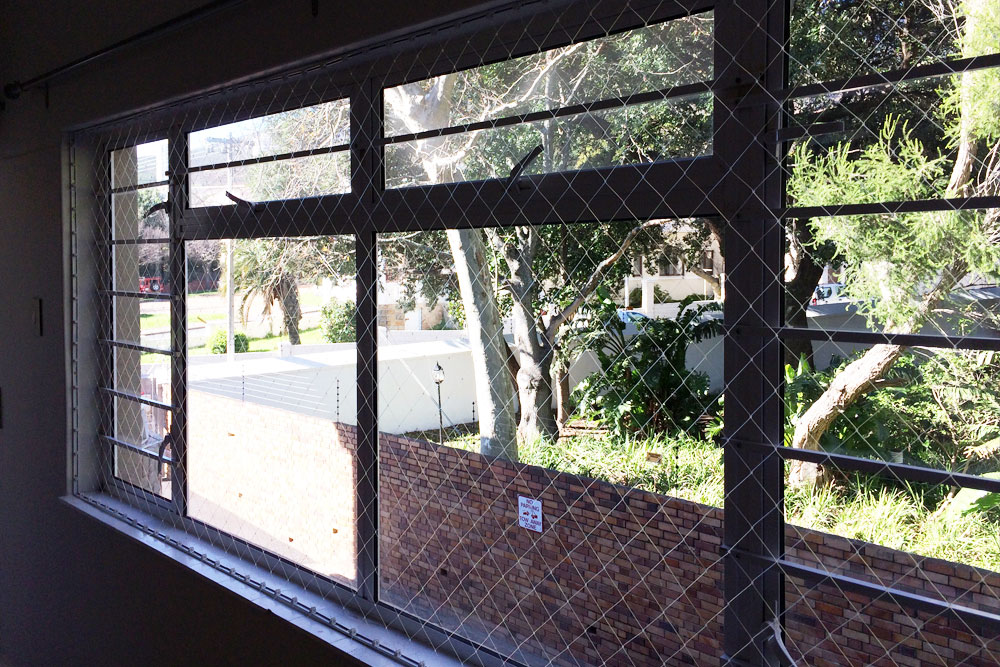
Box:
(942, 0, 1000, 142)
(207, 329, 249, 354)
(320, 298, 356, 343)
(231, 236, 353, 345)
(445, 299, 466, 329)
(785, 474, 1000, 570)
(573, 290, 721, 438)
(446, 431, 725, 508)
(784, 349, 1000, 473)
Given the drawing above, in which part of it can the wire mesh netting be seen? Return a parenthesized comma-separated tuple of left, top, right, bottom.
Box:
(70, 0, 1000, 665)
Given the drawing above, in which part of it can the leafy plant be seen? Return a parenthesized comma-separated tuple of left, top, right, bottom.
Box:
(320, 298, 356, 343)
(573, 289, 721, 438)
(208, 329, 249, 354)
(784, 349, 1000, 474)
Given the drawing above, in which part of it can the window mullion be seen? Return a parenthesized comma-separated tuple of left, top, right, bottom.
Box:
(354, 78, 382, 602)
(168, 125, 189, 516)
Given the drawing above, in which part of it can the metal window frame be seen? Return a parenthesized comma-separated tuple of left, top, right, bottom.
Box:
(70, 0, 1000, 665)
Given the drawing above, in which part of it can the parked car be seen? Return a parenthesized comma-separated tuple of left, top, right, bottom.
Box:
(617, 309, 650, 324)
(811, 282, 847, 305)
(138, 277, 166, 294)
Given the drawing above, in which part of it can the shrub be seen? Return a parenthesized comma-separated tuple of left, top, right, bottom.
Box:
(784, 350, 1000, 473)
(320, 298, 356, 343)
(208, 329, 249, 354)
(573, 290, 721, 438)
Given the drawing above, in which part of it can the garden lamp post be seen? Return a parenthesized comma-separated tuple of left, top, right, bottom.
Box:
(432, 362, 445, 445)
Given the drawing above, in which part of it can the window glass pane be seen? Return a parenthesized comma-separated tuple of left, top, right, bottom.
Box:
(788, 1, 966, 87)
(188, 99, 350, 168)
(111, 187, 168, 241)
(377, 221, 725, 663)
(384, 13, 713, 136)
(111, 139, 168, 189)
(113, 243, 170, 295)
(782, 339, 1000, 570)
(186, 235, 358, 586)
(782, 209, 1000, 338)
(113, 396, 172, 499)
(189, 152, 349, 207)
(386, 94, 711, 188)
(787, 71, 1000, 205)
(111, 295, 172, 350)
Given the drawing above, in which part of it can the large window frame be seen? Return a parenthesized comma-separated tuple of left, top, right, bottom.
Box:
(69, 0, 1000, 664)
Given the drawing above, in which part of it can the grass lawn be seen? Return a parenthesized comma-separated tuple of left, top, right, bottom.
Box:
(142, 326, 329, 363)
(141, 311, 227, 330)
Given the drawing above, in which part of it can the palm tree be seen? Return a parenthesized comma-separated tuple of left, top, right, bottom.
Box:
(232, 238, 305, 345)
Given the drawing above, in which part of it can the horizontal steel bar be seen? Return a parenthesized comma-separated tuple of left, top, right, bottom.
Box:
(100, 339, 173, 356)
(109, 180, 170, 194)
(785, 52, 1000, 102)
(383, 81, 712, 145)
(102, 387, 177, 412)
(184, 143, 350, 174)
(781, 195, 1000, 220)
(778, 326, 1000, 353)
(734, 438, 1000, 495)
(102, 289, 173, 301)
(773, 120, 845, 143)
(770, 556, 1000, 633)
(101, 435, 173, 464)
(108, 237, 171, 246)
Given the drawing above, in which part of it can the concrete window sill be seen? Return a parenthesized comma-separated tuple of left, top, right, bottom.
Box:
(62, 493, 463, 667)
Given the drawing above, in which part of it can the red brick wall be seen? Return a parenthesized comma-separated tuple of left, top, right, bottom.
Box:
(184, 391, 1000, 666)
(378, 433, 1000, 666)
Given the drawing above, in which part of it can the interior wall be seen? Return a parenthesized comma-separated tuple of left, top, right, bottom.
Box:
(0, 1, 478, 664)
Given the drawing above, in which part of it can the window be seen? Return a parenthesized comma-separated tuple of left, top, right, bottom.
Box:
(106, 140, 176, 501)
(383, 12, 713, 188)
(701, 249, 714, 273)
(72, 1, 1000, 665)
(188, 98, 351, 207)
(658, 254, 684, 276)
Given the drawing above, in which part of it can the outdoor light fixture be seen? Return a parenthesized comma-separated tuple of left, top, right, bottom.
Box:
(432, 362, 445, 445)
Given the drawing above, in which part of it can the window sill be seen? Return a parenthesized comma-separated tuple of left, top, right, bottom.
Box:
(61, 493, 463, 667)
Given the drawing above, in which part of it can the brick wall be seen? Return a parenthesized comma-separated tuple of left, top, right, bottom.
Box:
(379, 434, 1000, 666)
(188, 390, 358, 587)
(184, 391, 1000, 665)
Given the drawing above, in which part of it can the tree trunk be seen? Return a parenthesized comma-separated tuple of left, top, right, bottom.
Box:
(788, 343, 906, 484)
(556, 363, 572, 429)
(501, 227, 559, 443)
(278, 276, 302, 345)
(447, 228, 518, 460)
(783, 218, 824, 367)
(687, 264, 723, 299)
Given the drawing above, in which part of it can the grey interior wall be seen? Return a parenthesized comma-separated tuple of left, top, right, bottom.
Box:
(0, 1, 476, 664)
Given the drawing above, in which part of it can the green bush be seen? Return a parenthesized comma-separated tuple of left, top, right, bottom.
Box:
(320, 298, 356, 343)
(208, 329, 249, 354)
(573, 290, 721, 438)
(784, 350, 1000, 473)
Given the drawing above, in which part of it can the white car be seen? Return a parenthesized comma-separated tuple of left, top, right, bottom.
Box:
(811, 282, 848, 305)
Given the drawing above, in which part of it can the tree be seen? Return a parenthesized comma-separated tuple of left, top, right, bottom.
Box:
(232, 239, 306, 344)
(782, 0, 959, 366)
(225, 100, 353, 345)
(383, 15, 716, 454)
(787, 0, 1000, 484)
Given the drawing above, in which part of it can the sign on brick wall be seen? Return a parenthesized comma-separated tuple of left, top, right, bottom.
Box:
(518, 496, 542, 532)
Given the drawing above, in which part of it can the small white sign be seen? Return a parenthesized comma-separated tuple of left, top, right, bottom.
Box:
(518, 496, 543, 532)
